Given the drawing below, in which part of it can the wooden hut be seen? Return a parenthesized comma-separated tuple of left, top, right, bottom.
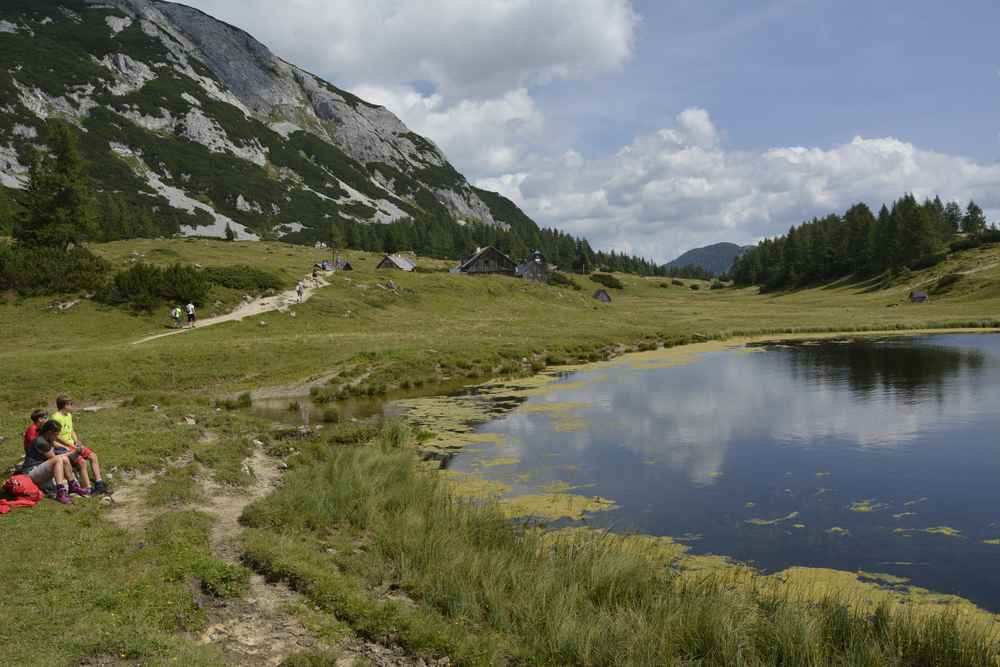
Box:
(377, 254, 415, 272)
(593, 288, 612, 303)
(515, 250, 548, 283)
(454, 246, 516, 276)
(909, 290, 929, 303)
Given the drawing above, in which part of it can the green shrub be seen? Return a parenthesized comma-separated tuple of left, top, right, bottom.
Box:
(950, 238, 982, 253)
(710, 281, 725, 290)
(590, 272, 624, 290)
(671, 279, 685, 287)
(934, 273, 963, 292)
(100, 262, 209, 310)
(321, 408, 341, 424)
(203, 265, 286, 292)
(0, 242, 110, 294)
(690, 284, 701, 291)
(910, 253, 947, 271)
(548, 271, 582, 290)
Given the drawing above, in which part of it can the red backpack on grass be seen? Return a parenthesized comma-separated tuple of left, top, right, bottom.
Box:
(1, 474, 43, 514)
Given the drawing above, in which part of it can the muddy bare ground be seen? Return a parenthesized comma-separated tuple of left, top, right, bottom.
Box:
(106, 440, 433, 666)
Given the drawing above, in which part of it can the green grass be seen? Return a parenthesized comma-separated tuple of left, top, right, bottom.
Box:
(240, 422, 1000, 666)
(3, 237, 1000, 664)
(0, 504, 235, 666)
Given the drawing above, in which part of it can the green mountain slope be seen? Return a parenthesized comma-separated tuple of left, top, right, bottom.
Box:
(0, 0, 533, 243)
(664, 242, 751, 276)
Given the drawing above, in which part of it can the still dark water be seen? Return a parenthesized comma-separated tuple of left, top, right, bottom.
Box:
(451, 334, 1000, 611)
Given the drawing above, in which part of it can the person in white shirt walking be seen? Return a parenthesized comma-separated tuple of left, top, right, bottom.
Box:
(296, 282, 305, 303)
(185, 302, 196, 328)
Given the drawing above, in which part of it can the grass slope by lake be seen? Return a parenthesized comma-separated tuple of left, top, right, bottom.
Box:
(3, 237, 1000, 665)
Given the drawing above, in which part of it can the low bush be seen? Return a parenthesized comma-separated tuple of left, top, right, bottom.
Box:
(710, 281, 725, 290)
(671, 279, 685, 287)
(934, 273, 963, 292)
(950, 238, 982, 253)
(590, 272, 624, 290)
(99, 262, 210, 310)
(690, 284, 701, 291)
(910, 252, 947, 271)
(0, 242, 110, 294)
(202, 264, 286, 293)
(548, 271, 581, 290)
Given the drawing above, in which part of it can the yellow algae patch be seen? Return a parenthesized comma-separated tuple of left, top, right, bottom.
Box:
(544, 527, 734, 574)
(894, 526, 963, 538)
(815, 471, 832, 478)
(443, 471, 512, 500)
(983, 539, 1000, 545)
(793, 524, 806, 529)
(744, 502, 756, 509)
(827, 527, 850, 536)
(903, 497, 928, 507)
(478, 457, 520, 468)
(858, 571, 911, 586)
(537, 481, 596, 494)
(707, 471, 724, 479)
(746, 511, 799, 526)
(553, 414, 588, 432)
(893, 512, 917, 520)
(848, 499, 888, 513)
(500, 494, 618, 521)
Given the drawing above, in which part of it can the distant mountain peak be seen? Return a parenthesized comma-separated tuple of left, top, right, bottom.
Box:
(664, 242, 752, 276)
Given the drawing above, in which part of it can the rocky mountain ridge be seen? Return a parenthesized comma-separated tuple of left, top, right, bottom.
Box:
(0, 0, 516, 242)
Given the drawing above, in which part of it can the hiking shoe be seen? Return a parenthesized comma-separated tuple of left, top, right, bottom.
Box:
(55, 489, 72, 505)
(68, 481, 91, 497)
(92, 480, 111, 495)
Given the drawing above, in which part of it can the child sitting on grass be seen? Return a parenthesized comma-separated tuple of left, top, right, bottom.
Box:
(22, 420, 84, 504)
(22, 409, 48, 453)
(50, 394, 109, 495)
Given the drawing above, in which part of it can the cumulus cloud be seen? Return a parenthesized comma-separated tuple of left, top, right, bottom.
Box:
(478, 108, 1000, 262)
(182, 0, 638, 100)
(352, 85, 544, 173)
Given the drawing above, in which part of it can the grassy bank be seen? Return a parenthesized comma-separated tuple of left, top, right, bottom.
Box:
(241, 423, 1000, 666)
(3, 237, 1000, 664)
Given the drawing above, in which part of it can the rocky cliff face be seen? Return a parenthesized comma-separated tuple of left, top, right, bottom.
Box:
(0, 0, 513, 240)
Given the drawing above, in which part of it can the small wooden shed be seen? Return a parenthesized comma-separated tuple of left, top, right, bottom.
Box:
(454, 246, 516, 276)
(909, 290, 929, 303)
(377, 254, 415, 272)
(593, 288, 612, 303)
(515, 250, 548, 283)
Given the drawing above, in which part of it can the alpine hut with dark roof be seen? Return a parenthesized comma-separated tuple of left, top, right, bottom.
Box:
(377, 254, 415, 272)
(453, 246, 516, 276)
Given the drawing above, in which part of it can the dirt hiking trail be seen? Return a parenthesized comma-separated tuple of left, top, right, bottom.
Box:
(132, 274, 328, 346)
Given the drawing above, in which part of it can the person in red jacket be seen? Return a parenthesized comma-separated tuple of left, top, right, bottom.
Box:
(22, 409, 48, 453)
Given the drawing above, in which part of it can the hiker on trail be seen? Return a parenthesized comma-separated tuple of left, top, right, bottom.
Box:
(22, 421, 80, 504)
(51, 394, 109, 495)
(296, 282, 305, 302)
(171, 305, 182, 329)
(185, 302, 196, 328)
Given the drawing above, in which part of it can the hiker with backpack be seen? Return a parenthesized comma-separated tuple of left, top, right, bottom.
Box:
(21, 421, 82, 504)
(171, 304, 183, 329)
(185, 302, 197, 328)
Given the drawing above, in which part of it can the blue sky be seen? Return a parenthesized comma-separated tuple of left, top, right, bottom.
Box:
(187, 0, 1000, 262)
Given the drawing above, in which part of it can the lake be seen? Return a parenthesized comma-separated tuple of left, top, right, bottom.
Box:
(448, 333, 1000, 611)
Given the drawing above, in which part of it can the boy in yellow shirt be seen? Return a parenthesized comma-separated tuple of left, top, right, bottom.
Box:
(51, 394, 110, 495)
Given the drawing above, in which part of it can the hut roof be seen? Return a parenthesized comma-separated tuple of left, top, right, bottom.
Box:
(378, 254, 415, 271)
(456, 246, 514, 273)
(593, 288, 612, 303)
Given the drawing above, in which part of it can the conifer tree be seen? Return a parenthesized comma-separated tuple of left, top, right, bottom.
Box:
(16, 121, 98, 250)
(961, 200, 987, 235)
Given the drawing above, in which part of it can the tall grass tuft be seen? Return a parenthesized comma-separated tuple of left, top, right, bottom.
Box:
(242, 437, 1000, 666)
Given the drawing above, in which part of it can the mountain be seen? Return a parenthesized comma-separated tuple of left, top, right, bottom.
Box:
(0, 0, 530, 243)
(664, 242, 751, 276)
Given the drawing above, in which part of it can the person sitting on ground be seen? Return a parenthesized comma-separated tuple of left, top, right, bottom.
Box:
(22, 409, 48, 453)
(50, 394, 109, 495)
(185, 302, 196, 328)
(171, 304, 182, 329)
(22, 421, 83, 504)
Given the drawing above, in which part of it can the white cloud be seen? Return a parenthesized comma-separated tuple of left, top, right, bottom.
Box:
(182, 0, 638, 100)
(483, 108, 1000, 262)
(353, 85, 544, 173)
